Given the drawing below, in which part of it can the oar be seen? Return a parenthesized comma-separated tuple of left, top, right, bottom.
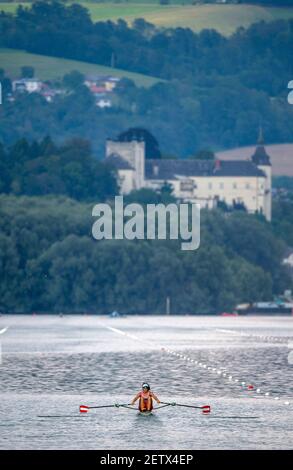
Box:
(80, 403, 132, 413)
(154, 403, 172, 410)
(160, 402, 211, 414)
(120, 405, 139, 411)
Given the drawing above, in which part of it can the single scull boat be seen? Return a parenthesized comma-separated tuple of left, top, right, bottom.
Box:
(79, 402, 211, 415)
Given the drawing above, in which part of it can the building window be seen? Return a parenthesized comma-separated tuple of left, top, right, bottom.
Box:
(246, 182, 250, 189)
(219, 182, 224, 190)
(233, 182, 237, 190)
(180, 181, 194, 192)
(208, 182, 213, 190)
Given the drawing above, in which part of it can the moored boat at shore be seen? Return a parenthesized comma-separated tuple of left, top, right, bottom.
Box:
(235, 301, 293, 315)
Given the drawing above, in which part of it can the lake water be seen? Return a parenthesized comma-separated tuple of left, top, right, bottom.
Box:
(0, 315, 292, 449)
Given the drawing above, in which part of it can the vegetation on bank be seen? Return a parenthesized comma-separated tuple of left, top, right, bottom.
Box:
(0, 137, 292, 315)
(0, 193, 291, 315)
(0, 137, 118, 201)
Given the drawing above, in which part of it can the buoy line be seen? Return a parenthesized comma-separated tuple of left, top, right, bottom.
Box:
(162, 346, 292, 407)
(0, 326, 9, 365)
(215, 328, 291, 345)
(99, 322, 292, 407)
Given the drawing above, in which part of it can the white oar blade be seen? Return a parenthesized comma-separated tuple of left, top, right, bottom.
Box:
(79, 405, 89, 413)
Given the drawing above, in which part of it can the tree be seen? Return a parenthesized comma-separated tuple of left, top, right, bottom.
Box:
(0, 69, 12, 97)
(160, 181, 176, 203)
(21, 66, 35, 78)
(118, 128, 162, 159)
(0, 137, 119, 201)
(124, 186, 176, 205)
(62, 71, 85, 90)
(132, 19, 156, 38)
(0, 143, 10, 193)
(191, 149, 215, 160)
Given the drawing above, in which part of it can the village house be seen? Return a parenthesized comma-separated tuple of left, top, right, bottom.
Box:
(84, 74, 120, 106)
(12, 78, 43, 94)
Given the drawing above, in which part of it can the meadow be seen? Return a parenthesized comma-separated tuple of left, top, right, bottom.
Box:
(0, 48, 162, 85)
(1, 2, 293, 35)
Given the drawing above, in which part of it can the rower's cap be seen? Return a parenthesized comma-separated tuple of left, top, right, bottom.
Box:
(142, 382, 150, 390)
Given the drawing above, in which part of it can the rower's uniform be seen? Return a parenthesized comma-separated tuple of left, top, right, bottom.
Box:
(133, 390, 159, 411)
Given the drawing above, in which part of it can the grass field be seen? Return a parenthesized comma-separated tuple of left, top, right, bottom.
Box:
(0, 48, 162, 85)
(1, 2, 293, 35)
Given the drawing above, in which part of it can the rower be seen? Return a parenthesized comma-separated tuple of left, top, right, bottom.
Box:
(131, 383, 160, 412)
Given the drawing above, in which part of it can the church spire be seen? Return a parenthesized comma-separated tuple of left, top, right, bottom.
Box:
(251, 126, 271, 167)
(257, 125, 264, 146)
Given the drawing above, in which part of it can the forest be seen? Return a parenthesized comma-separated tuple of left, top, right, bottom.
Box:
(0, 137, 118, 200)
(0, 1, 293, 156)
(1, 192, 292, 315)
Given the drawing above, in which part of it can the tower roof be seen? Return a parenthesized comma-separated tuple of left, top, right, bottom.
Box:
(145, 159, 265, 179)
(251, 127, 271, 166)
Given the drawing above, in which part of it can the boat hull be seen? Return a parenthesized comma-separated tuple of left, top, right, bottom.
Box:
(138, 410, 153, 416)
(238, 308, 293, 316)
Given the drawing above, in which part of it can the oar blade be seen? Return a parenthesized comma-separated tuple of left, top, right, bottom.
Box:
(80, 405, 89, 413)
(201, 405, 211, 414)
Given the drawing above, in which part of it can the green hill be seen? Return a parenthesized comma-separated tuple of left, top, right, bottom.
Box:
(1, 2, 293, 35)
(81, 3, 293, 35)
(0, 48, 162, 86)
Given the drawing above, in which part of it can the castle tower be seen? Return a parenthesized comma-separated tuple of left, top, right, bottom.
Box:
(106, 138, 145, 191)
(251, 127, 272, 221)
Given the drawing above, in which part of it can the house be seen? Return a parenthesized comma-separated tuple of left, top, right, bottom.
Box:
(104, 77, 120, 92)
(89, 85, 107, 95)
(84, 75, 118, 106)
(12, 78, 43, 93)
(283, 249, 293, 273)
(97, 99, 112, 108)
(105, 129, 272, 221)
(84, 75, 120, 93)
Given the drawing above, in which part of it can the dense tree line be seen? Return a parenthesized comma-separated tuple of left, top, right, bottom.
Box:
(203, 1, 293, 3)
(0, 2, 293, 156)
(1, 2, 292, 94)
(0, 194, 291, 314)
(0, 70, 292, 158)
(238, 1, 293, 5)
(272, 198, 293, 247)
(0, 137, 118, 200)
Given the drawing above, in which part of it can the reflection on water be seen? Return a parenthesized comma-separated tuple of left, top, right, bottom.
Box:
(0, 315, 292, 449)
